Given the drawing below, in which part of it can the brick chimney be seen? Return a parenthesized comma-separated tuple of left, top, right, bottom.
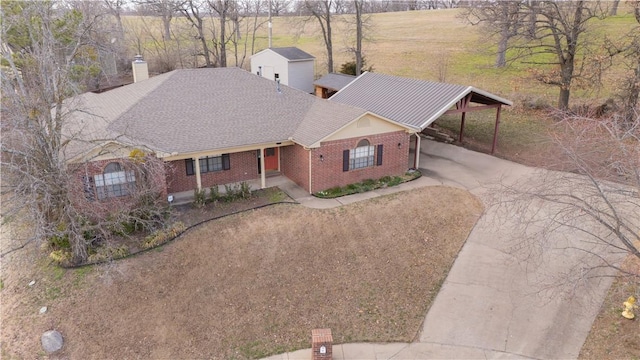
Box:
(132, 55, 148, 83)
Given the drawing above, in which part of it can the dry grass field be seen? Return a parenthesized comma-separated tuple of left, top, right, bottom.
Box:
(1, 187, 482, 359)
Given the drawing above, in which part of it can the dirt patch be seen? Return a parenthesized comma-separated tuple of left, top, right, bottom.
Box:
(0, 186, 482, 359)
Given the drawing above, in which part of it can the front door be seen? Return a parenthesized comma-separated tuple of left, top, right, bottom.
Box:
(264, 147, 279, 171)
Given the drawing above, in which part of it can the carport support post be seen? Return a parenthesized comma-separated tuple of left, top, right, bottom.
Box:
(414, 134, 421, 169)
(459, 111, 466, 143)
(195, 156, 202, 190)
(491, 105, 502, 154)
(260, 147, 266, 189)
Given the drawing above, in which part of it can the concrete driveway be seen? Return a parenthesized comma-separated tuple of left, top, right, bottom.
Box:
(416, 140, 617, 359)
(264, 140, 618, 359)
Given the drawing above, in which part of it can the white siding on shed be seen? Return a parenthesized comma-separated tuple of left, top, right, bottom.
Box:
(287, 60, 314, 93)
(250, 48, 314, 93)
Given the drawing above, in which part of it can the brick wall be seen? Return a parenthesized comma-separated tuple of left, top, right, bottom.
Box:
(281, 144, 309, 191)
(310, 131, 410, 193)
(69, 157, 168, 217)
(166, 151, 259, 193)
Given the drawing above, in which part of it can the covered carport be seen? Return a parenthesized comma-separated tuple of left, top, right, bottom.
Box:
(329, 72, 513, 158)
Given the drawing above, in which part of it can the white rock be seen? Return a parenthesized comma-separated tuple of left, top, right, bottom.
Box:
(41, 330, 63, 353)
(28, 280, 36, 286)
(39, 306, 47, 314)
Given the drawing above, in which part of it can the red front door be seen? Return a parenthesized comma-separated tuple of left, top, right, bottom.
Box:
(264, 147, 279, 171)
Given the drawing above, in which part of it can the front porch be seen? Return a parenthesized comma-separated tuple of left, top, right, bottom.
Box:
(169, 173, 300, 206)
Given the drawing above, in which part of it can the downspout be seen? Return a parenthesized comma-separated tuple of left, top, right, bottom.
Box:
(308, 149, 313, 194)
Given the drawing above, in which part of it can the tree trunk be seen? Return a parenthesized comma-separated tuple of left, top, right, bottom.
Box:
(219, 6, 227, 67)
(200, 26, 213, 67)
(558, 57, 575, 110)
(325, 2, 333, 73)
(114, 12, 125, 42)
(496, 31, 507, 68)
(558, 88, 570, 111)
(355, 0, 363, 75)
(609, 0, 620, 16)
(162, 13, 172, 40)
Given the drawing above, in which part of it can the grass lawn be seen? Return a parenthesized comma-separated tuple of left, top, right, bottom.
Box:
(0, 186, 482, 359)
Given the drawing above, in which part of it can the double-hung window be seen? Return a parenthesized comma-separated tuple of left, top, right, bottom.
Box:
(185, 154, 230, 176)
(94, 162, 136, 200)
(350, 140, 375, 170)
(343, 140, 383, 172)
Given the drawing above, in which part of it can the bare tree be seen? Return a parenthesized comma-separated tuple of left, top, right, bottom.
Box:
(464, 1, 609, 109)
(180, 0, 214, 67)
(353, 0, 365, 75)
(104, 0, 127, 41)
(134, 0, 185, 40)
(270, 0, 291, 16)
(519, 1, 608, 110)
(1, 1, 169, 264)
(208, 0, 233, 67)
(230, 0, 268, 68)
(461, 1, 526, 68)
(494, 112, 639, 296)
(126, 14, 185, 72)
(606, 1, 640, 126)
(303, 0, 335, 73)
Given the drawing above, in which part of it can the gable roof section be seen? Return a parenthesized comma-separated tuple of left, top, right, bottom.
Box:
(330, 72, 512, 130)
(313, 73, 356, 92)
(265, 47, 315, 61)
(68, 67, 371, 157)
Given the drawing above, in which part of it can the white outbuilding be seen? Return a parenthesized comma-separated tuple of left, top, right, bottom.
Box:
(250, 47, 315, 93)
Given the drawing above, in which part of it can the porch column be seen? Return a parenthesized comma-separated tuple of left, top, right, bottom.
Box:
(414, 134, 421, 169)
(194, 156, 202, 190)
(260, 147, 266, 189)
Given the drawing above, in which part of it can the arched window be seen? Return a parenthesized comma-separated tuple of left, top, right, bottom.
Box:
(94, 162, 136, 200)
(350, 139, 375, 170)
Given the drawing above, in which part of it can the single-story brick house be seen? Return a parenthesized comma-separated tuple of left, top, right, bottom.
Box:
(66, 66, 420, 203)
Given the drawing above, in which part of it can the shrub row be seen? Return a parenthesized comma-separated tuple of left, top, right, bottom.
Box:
(314, 171, 421, 199)
(193, 181, 252, 207)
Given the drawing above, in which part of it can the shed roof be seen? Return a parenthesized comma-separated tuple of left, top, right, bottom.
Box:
(264, 47, 315, 61)
(313, 73, 356, 92)
(65, 68, 367, 158)
(330, 72, 512, 130)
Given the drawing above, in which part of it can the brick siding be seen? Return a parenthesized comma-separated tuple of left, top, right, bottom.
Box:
(166, 151, 259, 193)
(310, 131, 410, 193)
(69, 158, 168, 217)
(281, 144, 309, 191)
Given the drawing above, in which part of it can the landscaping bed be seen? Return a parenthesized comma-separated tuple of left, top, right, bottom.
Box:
(314, 171, 421, 198)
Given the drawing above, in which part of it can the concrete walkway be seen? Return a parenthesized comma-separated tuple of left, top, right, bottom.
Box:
(261, 140, 616, 360)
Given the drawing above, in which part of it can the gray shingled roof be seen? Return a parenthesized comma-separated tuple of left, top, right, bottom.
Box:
(330, 72, 512, 130)
(313, 73, 356, 92)
(268, 47, 315, 61)
(66, 68, 367, 157)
